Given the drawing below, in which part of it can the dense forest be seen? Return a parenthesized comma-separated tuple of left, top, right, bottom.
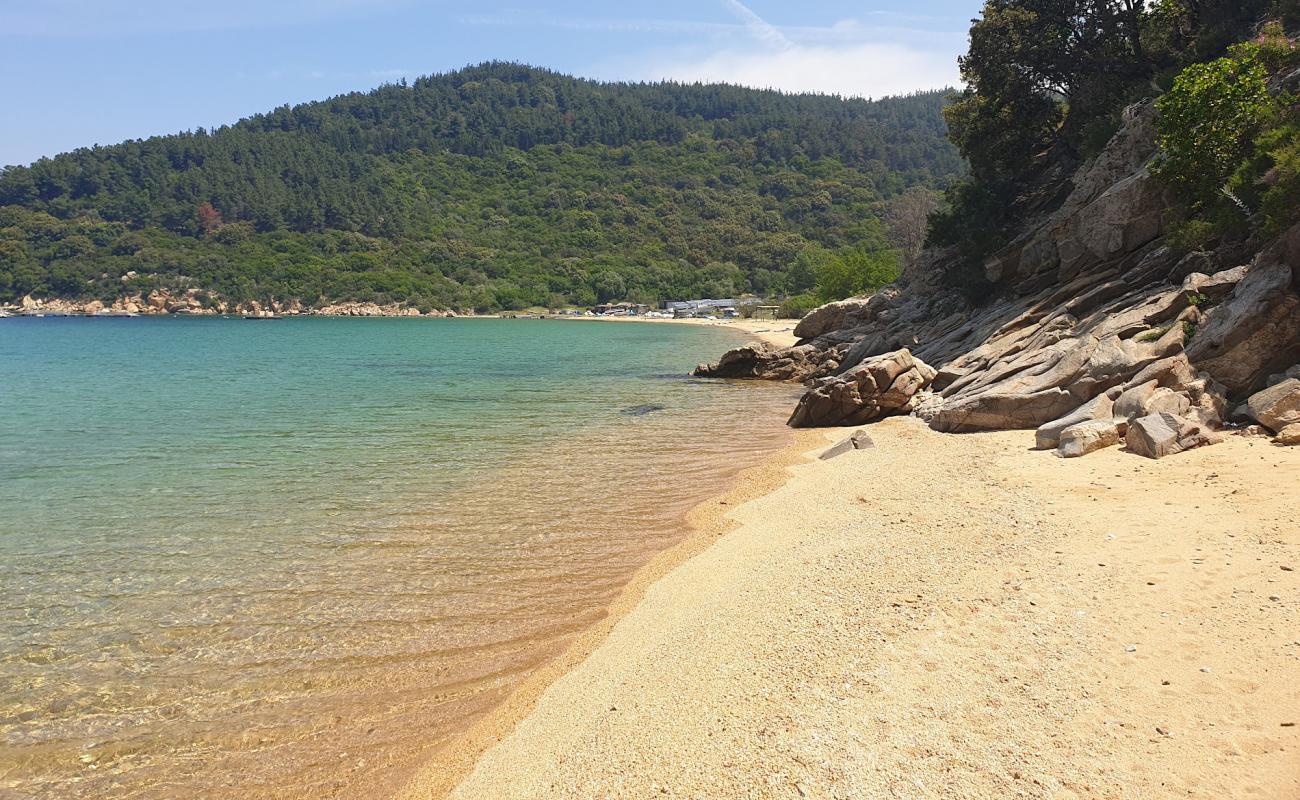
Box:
(0, 64, 961, 311)
(930, 0, 1300, 296)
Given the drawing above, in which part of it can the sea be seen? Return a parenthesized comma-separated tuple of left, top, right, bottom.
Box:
(0, 316, 800, 799)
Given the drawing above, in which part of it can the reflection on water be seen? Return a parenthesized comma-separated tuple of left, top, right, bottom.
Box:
(0, 317, 798, 799)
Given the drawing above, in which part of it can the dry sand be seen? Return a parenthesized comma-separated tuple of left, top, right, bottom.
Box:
(414, 418, 1300, 799)
(556, 315, 801, 348)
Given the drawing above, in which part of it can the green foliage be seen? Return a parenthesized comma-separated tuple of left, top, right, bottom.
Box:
(1152, 20, 1300, 240)
(0, 64, 962, 309)
(777, 293, 821, 319)
(937, 0, 1283, 286)
(1138, 323, 1175, 342)
(1154, 45, 1278, 209)
(813, 247, 900, 302)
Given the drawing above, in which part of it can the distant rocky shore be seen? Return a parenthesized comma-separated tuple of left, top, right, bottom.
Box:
(697, 101, 1300, 456)
(4, 290, 456, 318)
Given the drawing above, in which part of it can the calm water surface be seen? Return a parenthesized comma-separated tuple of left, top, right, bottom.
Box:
(0, 317, 799, 799)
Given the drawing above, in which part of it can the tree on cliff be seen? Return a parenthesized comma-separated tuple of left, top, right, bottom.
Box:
(929, 0, 1278, 281)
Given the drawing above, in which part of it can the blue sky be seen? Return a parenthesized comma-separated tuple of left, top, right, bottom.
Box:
(0, 1, 980, 167)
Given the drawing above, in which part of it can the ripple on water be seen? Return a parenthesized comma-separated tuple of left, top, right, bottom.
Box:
(0, 317, 800, 799)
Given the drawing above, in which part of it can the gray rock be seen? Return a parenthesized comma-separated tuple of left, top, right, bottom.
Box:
(1036, 390, 1119, 450)
(1057, 419, 1127, 458)
(1243, 378, 1300, 433)
(818, 429, 876, 460)
(793, 298, 874, 341)
(1185, 227, 1300, 395)
(1125, 413, 1223, 459)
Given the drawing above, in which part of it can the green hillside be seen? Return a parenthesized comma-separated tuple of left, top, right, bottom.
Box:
(0, 63, 961, 311)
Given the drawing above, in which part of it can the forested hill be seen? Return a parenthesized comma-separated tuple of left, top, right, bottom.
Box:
(0, 63, 961, 311)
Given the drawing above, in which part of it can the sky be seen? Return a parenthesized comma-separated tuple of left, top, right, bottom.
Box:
(0, 1, 981, 167)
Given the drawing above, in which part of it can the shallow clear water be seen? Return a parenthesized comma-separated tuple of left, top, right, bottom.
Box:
(0, 317, 799, 799)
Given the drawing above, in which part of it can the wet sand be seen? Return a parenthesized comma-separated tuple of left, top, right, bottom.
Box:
(418, 418, 1300, 799)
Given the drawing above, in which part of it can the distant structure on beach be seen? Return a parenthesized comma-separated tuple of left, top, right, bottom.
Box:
(592, 302, 651, 316)
(663, 299, 738, 318)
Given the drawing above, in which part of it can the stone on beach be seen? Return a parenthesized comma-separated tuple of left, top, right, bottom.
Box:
(1057, 418, 1127, 458)
(1275, 423, 1300, 446)
(1125, 413, 1223, 459)
(818, 430, 876, 461)
(1036, 390, 1119, 450)
(1243, 377, 1300, 434)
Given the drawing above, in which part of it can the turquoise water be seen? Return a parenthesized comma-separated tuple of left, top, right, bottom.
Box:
(0, 317, 799, 799)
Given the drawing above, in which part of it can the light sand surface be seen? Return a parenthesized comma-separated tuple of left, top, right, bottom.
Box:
(432, 418, 1300, 799)
(556, 315, 801, 348)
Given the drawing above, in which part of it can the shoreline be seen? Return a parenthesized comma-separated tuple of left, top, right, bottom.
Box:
(550, 314, 801, 348)
(393, 427, 825, 800)
(1, 311, 801, 349)
(431, 418, 1300, 799)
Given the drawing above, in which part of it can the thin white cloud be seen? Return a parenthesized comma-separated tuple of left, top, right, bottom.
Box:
(650, 41, 959, 98)
(458, 11, 964, 44)
(720, 0, 793, 51)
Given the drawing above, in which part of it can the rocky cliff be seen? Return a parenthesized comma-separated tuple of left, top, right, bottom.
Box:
(697, 102, 1300, 456)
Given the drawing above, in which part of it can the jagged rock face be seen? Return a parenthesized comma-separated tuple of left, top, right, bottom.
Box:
(692, 98, 1300, 459)
(787, 349, 935, 428)
(1184, 230, 1300, 394)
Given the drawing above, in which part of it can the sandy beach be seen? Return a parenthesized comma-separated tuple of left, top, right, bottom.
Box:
(553, 315, 802, 348)
(406, 417, 1300, 799)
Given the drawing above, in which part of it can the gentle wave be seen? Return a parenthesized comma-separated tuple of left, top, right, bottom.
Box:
(0, 317, 799, 799)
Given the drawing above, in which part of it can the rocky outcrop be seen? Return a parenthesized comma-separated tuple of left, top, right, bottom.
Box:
(694, 99, 1300, 460)
(314, 301, 434, 317)
(694, 343, 830, 382)
(4, 292, 449, 317)
(788, 349, 935, 428)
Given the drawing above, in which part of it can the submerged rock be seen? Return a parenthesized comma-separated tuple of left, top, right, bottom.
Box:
(621, 404, 667, 417)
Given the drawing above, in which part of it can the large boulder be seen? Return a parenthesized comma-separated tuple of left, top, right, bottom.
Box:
(1275, 423, 1300, 446)
(1058, 418, 1127, 458)
(1125, 413, 1222, 459)
(793, 298, 874, 341)
(1243, 378, 1300, 433)
(1035, 389, 1120, 450)
(788, 349, 936, 428)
